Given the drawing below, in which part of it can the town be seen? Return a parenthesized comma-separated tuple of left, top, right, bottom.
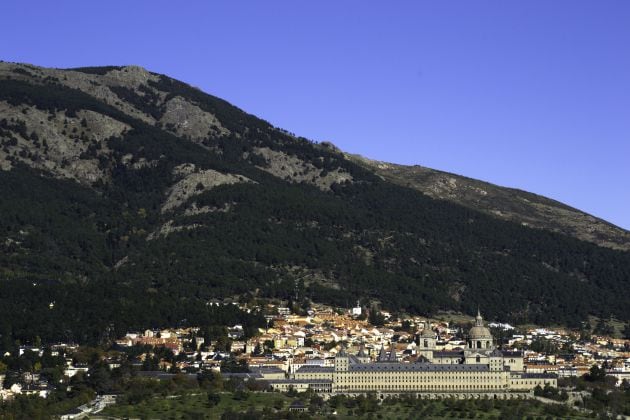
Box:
(113, 302, 630, 389)
(1, 299, 629, 418)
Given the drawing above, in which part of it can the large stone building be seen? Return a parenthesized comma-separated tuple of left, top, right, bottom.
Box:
(269, 311, 556, 397)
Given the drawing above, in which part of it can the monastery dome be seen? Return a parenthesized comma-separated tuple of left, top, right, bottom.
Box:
(469, 310, 492, 339)
(469, 325, 492, 339)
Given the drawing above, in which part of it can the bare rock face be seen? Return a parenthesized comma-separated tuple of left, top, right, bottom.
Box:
(162, 164, 252, 213)
(0, 101, 129, 183)
(319, 141, 342, 153)
(120, 154, 160, 170)
(60, 67, 159, 124)
(102, 65, 157, 88)
(0, 62, 161, 123)
(160, 96, 229, 141)
(183, 202, 232, 216)
(253, 147, 353, 191)
(146, 219, 203, 240)
(7, 64, 228, 142)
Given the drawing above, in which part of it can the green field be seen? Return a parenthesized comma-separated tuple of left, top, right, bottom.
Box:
(98, 392, 292, 419)
(96, 391, 589, 419)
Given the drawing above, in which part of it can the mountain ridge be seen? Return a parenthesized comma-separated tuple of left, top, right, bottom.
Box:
(345, 152, 630, 251)
(0, 61, 629, 345)
(4, 59, 628, 250)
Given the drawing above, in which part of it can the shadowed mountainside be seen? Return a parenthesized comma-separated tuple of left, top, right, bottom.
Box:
(346, 153, 630, 251)
(0, 61, 628, 345)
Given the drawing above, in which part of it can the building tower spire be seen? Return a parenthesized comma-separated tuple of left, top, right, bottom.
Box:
(378, 343, 388, 362)
(475, 308, 484, 326)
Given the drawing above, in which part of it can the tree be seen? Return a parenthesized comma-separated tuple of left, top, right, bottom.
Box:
(207, 392, 220, 407)
(220, 358, 249, 373)
(273, 398, 284, 410)
(198, 370, 223, 391)
(594, 319, 614, 336)
(586, 365, 606, 382)
(401, 320, 413, 332)
(309, 394, 324, 414)
(368, 308, 385, 327)
(232, 389, 249, 401)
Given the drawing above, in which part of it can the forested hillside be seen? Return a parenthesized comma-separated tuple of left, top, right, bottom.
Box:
(0, 62, 629, 346)
(346, 153, 630, 251)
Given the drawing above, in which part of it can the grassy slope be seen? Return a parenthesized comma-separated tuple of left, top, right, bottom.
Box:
(99, 391, 589, 419)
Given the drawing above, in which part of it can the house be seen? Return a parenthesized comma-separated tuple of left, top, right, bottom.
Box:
(289, 400, 307, 412)
(60, 407, 85, 420)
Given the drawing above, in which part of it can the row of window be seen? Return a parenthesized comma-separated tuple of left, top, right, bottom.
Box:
(343, 376, 501, 383)
(338, 373, 502, 381)
(335, 384, 504, 390)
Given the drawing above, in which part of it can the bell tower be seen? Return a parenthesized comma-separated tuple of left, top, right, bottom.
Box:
(417, 321, 436, 362)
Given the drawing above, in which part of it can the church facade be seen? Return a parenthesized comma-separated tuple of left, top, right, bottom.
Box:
(271, 311, 556, 396)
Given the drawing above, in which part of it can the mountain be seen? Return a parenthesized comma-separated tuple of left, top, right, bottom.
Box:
(346, 154, 630, 251)
(0, 61, 629, 345)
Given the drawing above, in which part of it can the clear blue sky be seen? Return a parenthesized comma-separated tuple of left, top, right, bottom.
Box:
(2, 1, 629, 229)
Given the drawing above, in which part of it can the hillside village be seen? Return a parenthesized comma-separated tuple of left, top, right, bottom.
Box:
(116, 302, 630, 386)
(3, 300, 628, 406)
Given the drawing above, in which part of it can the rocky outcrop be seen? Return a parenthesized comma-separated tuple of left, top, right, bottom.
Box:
(254, 147, 353, 191)
(183, 202, 233, 216)
(0, 101, 129, 182)
(162, 164, 252, 213)
(160, 96, 229, 141)
(0, 63, 159, 123)
(146, 219, 203, 240)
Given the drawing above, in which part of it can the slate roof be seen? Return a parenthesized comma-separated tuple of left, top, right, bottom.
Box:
(349, 362, 490, 372)
(378, 345, 388, 362)
(289, 400, 306, 409)
(348, 355, 360, 364)
(137, 371, 198, 381)
(250, 366, 284, 373)
(268, 379, 333, 384)
(433, 350, 464, 358)
(295, 366, 334, 373)
(221, 372, 264, 379)
(519, 373, 557, 379)
(357, 346, 368, 358)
